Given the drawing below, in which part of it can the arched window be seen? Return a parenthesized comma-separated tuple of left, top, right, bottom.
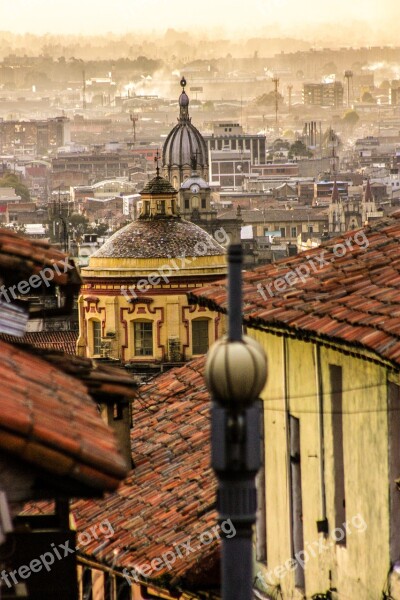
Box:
(192, 318, 210, 355)
(92, 320, 102, 355)
(133, 320, 153, 357)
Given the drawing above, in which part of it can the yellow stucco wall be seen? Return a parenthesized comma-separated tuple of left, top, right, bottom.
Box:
(249, 329, 392, 600)
(78, 291, 224, 362)
(77, 252, 227, 362)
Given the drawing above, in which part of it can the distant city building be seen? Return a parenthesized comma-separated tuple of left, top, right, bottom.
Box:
(0, 117, 70, 155)
(209, 149, 251, 190)
(252, 163, 299, 177)
(314, 180, 349, 206)
(52, 152, 138, 185)
(303, 81, 344, 107)
(389, 81, 400, 106)
(204, 122, 266, 167)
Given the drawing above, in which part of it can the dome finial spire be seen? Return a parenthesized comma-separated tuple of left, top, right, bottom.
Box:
(178, 76, 190, 122)
(154, 149, 161, 177)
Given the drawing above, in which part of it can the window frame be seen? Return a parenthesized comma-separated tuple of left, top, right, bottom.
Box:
(133, 320, 154, 357)
(192, 318, 210, 355)
(91, 319, 102, 356)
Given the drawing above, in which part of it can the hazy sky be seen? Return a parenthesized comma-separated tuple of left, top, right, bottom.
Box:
(2, 0, 400, 38)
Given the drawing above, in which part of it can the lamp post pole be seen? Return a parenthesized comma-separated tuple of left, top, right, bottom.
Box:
(206, 244, 268, 600)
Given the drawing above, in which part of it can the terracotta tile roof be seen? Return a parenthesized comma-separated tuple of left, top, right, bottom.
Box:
(0, 339, 129, 492)
(0, 331, 78, 355)
(68, 356, 219, 591)
(0, 228, 81, 319)
(0, 228, 80, 287)
(140, 175, 178, 195)
(189, 212, 400, 367)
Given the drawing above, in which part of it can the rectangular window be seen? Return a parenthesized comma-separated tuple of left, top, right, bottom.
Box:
(92, 321, 101, 355)
(256, 399, 267, 563)
(201, 197, 206, 209)
(134, 321, 153, 356)
(184, 199, 190, 209)
(330, 364, 346, 544)
(280, 227, 286, 237)
(291, 226, 297, 238)
(113, 402, 123, 421)
(290, 415, 305, 588)
(192, 320, 209, 355)
(104, 574, 114, 600)
(116, 577, 131, 600)
(388, 382, 400, 562)
(82, 568, 93, 600)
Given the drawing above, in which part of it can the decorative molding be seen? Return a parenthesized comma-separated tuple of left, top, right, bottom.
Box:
(182, 304, 197, 359)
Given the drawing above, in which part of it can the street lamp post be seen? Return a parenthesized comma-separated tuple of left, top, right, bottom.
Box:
(205, 244, 268, 600)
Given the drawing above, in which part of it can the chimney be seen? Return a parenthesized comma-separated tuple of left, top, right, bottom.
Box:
(100, 397, 133, 469)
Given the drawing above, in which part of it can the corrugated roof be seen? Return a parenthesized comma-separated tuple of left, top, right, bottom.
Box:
(189, 212, 400, 367)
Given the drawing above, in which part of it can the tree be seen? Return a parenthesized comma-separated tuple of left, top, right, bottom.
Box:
(255, 91, 283, 106)
(202, 100, 214, 111)
(0, 172, 30, 201)
(288, 140, 313, 159)
(361, 91, 375, 103)
(342, 110, 360, 129)
(89, 222, 109, 237)
(69, 213, 89, 230)
(321, 62, 338, 76)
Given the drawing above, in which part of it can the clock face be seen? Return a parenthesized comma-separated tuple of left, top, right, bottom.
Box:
(191, 184, 200, 193)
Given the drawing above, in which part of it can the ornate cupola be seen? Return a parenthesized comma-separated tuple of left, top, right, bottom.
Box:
(162, 77, 209, 189)
(139, 153, 180, 219)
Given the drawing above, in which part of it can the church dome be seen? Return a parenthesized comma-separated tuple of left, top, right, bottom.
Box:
(162, 77, 208, 171)
(85, 172, 226, 278)
(90, 218, 224, 260)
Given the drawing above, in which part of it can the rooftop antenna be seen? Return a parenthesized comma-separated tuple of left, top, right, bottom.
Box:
(130, 112, 138, 144)
(272, 76, 280, 127)
(328, 128, 338, 178)
(344, 70, 353, 108)
(82, 70, 86, 110)
(287, 84, 293, 114)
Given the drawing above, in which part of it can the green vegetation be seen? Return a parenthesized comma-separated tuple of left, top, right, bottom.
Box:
(0, 172, 30, 201)
(288, 140, 313, 159)
(342, 110, 360, 129)
(361, 91, 375, 103)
